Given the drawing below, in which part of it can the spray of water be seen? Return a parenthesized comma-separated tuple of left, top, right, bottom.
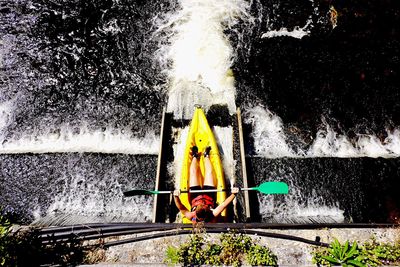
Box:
(39, 173, 152, 225)
(310, 126, 400, 158)
(259, 193, 345, 223)
(0, 99, 14, 139)
(155, 0, 252, 118)
(0, 124, 159, 155)
(261, 0, 316, 39)
(255, 162, 345, 223)
(245, 105, 400, 158)
(243, 106, 296, 157)
(261, 23, 312, 39)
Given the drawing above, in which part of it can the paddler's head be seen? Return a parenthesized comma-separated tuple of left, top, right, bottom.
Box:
(195, 204, 212, 222)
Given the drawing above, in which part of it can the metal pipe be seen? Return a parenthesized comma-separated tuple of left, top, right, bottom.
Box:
(41, 228, 168, 243)
(38, 222, 399, 234)
(37, 222, 399, 242)
(101, 228, 330, 248)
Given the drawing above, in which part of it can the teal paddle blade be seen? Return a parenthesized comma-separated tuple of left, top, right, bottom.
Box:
(123, 189, 159, 197)
(255, 181, 289, 194)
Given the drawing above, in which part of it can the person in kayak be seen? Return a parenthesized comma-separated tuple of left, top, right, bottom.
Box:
(173, 146, 239, 223)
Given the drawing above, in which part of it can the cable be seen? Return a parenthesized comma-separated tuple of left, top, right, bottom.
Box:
(101, 228, 329, 248)
(37, 222, 398, 246)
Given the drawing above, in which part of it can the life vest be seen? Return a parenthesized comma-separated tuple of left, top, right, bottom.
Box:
(191, 194, 216, 223)
(191, 194, 215, 209)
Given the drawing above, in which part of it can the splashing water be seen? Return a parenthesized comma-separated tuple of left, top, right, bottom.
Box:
(40, 173, 152, 225)
(155, 0, 252, 118)
(261, 23, 312, 39)
(245, 106, 400, 158)
(0, 98, 159, 155)
(243, 106, 296, 157)
(0, 125, 159, 155)
(0, 99, 14, 139)
(259, 192, 345, 223)
(310, 126, 400, 158)
(252, 159, 347, 223)
(261, 0, 316, 39)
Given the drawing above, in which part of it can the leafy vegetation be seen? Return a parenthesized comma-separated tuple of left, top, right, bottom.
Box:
(246, 243, 278, 266)
(1, 209, 105, 266)
(0, 213, 12, 266)
(362, 238, 400, 266)
(312, 238, 400, 266)
(164, 231, 277, 266)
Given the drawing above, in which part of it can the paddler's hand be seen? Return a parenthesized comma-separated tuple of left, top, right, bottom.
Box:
(231, 187, 239, 195)
(173, 189, 181, 197)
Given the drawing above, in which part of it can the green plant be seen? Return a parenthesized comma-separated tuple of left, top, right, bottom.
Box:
(0, 212, 12, 266)
(176, 234, 206, 266)
(312, 238, 392, 267)
(165, 246, 179, 265)
(246, 243, 278, 266)
(312, 247, 331, 266)
(362, 239, 400, 266)
(219, 232, 252, 266)
(328, 239, 363, 266)
(312, 239, 365, 267)
(204, 243, 222, 265)
(164, 231, 278, 266)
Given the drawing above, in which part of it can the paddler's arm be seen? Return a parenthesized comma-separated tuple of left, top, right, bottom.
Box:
(212, 187, 239, 217)
(173, 189, 194, 220)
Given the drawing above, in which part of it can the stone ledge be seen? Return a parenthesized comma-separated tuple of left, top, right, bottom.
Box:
(82, 227, 399, 266)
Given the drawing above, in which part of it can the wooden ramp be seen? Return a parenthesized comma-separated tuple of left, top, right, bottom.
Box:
(152, 105, 252, 223)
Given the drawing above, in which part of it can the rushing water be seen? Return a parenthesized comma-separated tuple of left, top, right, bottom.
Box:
(1, 0, 399, 224)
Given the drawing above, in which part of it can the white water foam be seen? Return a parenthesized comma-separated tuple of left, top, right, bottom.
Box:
(309, 126, 400, 158)
(171, 126, 189, 186)
(245, 105, 400, 158)
(156, 0, 252, 119)
(259, 194, 345, 223)
(42, 173, 152, 224)
(0, 99, 14, 139)
(243, 106, 296, 158)
(261, 0, 315, 39)
(0, 125, 159, 154)
(214, 126, 235, 184)
(0, 38, 3, 69)
(261, 24, 312, 39)
(258, 175, 345, 223)
(261, 24, 311, 39)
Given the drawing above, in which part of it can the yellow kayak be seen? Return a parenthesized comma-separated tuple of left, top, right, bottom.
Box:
(179, 107, 226, 223)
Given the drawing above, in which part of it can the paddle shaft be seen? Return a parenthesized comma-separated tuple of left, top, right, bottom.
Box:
(147, 188, 256, 194)
(123, 182, 288, 196)
(153, 189, 226, 194)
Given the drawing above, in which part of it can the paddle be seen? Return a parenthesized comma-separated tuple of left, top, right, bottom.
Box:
(123, 181, 288, 197)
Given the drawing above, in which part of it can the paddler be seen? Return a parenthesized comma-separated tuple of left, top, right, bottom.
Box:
(173, 146, 239, 223)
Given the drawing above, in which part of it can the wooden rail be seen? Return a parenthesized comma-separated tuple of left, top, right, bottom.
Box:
(152, 107, 167, 223)
(237, 108, 251, 220)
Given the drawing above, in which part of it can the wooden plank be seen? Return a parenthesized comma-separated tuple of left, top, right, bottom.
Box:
(237, 108, 251, 220)
(152, 107, 166, 223)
